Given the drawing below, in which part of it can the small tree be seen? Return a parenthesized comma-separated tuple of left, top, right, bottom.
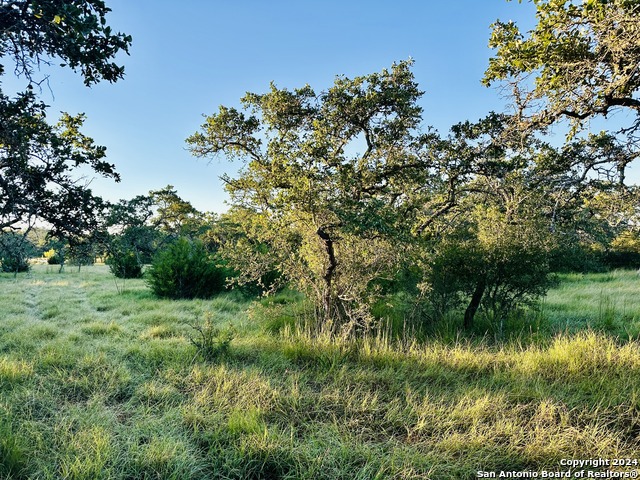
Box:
(67, 237, 97, 271)
(103, 195, 164, 279)
(106, 241, 143, 279)
(149, 185, 207, 239)
(426, 196, 554, 331)
(105, 226, 160, 279)
(0, 232, 36, 275)
(416, 111, 640, 329)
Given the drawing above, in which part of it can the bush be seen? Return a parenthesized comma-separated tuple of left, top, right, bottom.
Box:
(147, 238, 228, 299)
(235, 268, 283, 297)
(549, 242, 606, 273)
(424, 205, 554, 330)
(106, 249, 143, 279)
(604, 230, 640, 269)
(0, 253, 30, 273)
(44, 248, 62, 265)
(187, 313, 235, 361)
(0, 233, 34, 273)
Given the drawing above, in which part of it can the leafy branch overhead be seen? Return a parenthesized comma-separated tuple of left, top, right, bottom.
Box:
(484, 0, 640, 139)
(0, 90, 118, 234)
(0, 0, 132, 85)
(0, 0, 131, 238)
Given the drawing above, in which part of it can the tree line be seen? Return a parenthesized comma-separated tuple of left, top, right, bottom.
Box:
(2, 0, 640, 335)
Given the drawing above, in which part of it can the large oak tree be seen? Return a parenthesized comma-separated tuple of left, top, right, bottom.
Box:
(187, 61, 438, 331)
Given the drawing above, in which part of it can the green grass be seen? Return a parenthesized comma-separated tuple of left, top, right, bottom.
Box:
(0, 265, 639, 478)
(544, 270, 640, 338)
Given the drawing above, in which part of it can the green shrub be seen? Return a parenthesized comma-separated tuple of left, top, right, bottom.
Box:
(549, 242, 606, 273)
(106, 249, 143, 279)
(0, 253, 30, 273)
(424, 205, 554, 330)
(603, 250, 640, 270)
(236, 268, 283, 297)
(0, 233, 34, 273)
(44, 248, 62, 265)
(187, 313, 235, 361)
(604, 231, 640, 269)
(147, 238, 227, 299)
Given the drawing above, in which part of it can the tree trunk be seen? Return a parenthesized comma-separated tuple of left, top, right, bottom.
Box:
(463, 280, 485, 329)
(316, 227, 337, 322)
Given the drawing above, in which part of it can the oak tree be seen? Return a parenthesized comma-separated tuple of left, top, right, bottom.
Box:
(149, 185, 207, 239)
(187, 61, 436, 331)
(484, 0, 640, 143)
(0, 0, 131, 236)
(419, 113, 635, 328)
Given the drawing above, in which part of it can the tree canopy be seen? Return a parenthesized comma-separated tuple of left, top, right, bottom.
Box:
(0, 0, 131, 237)
(187, 53, 640, 331)
(484, 0, 640, 141)
(187, 61, 439, 329)
(0, 0, 132, 86)
(149, 185, 206, 238)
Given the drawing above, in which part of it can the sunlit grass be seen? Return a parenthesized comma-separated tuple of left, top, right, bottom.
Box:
(544, 270, 640, 337)
(0, 265, 639, 478)
(0, 357, 33, 385)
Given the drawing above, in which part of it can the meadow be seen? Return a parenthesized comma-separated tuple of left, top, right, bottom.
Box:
(0, 265, 639, 479)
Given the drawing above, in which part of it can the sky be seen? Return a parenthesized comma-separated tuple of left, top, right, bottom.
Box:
(5, 0, 541, 213)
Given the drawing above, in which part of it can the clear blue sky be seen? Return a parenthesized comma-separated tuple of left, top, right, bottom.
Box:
(6, 0, 540, 213)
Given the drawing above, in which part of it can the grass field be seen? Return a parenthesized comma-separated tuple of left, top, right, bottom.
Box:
(0, 265, 639, 479)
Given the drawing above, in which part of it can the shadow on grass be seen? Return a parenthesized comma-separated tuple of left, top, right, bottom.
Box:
(204, 330, 640, 476)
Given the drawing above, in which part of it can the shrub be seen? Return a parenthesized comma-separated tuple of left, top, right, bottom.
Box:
(235, 268, 283, 297)
(604, 230, 640, 269)
(106, 249, 143, 279)
(147, 238, 227, 299)
(187, 313, 235, 361)
(549, 242, 606, 273)
(0, 251, 30, 273)
(0, 233, 34, 273)
(425, 205, 554, 330)
(44, 248, 62, 265)
(106, 233, 147, 279)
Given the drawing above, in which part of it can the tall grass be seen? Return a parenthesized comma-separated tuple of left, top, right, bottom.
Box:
(0, 265, 638, 478)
